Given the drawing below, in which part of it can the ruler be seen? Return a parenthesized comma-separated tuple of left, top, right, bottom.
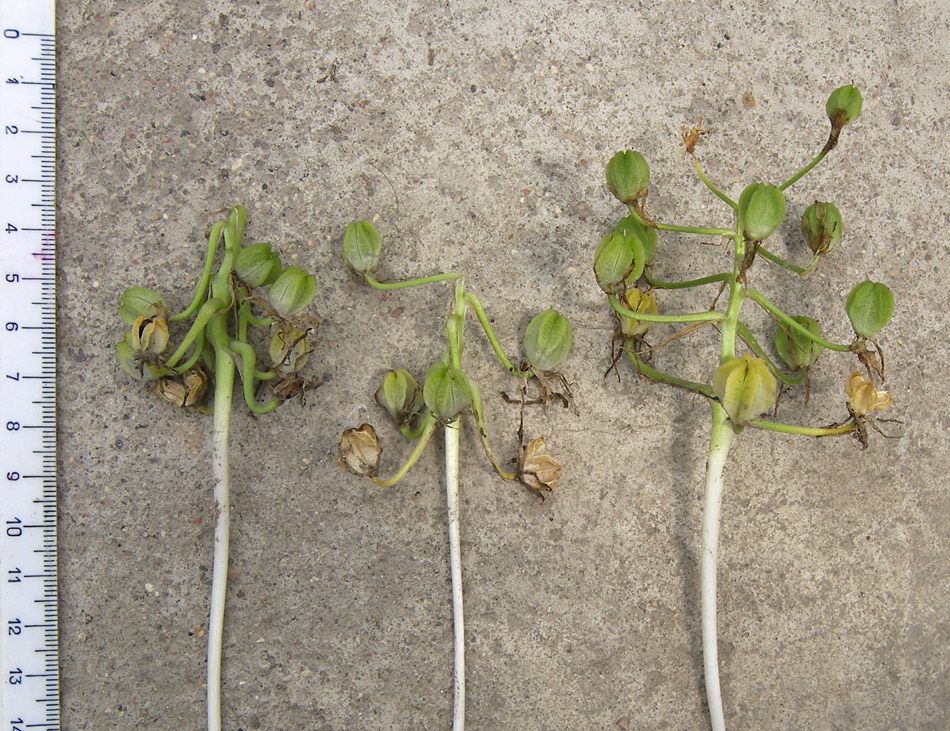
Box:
(0, 3, 59, 730)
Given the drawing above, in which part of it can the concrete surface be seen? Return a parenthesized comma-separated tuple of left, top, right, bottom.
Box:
(57, 1, 949, 729)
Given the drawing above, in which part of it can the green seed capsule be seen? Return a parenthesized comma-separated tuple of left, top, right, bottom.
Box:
(801, 202, 843, 256)
(268, 266, 317, 318)
(375, 369, 424, 427)
(119, 286, 167, 326)
(269, 326, 314, 375)
(846, 280, 893, 338)
(614, 215, 658, 265)
(342, 220, 382, 274)
(774, 316, 821, 371)
(605, 150, 650, 205)
(235, 242, 282, 288)
(593, 231, 644, 294)
(422, 362, 473, 421)
(523, 309, 572, 371)
(826, 85, 862, 129)
(738, 183, 786, 242)
(712, 354, 777, 426)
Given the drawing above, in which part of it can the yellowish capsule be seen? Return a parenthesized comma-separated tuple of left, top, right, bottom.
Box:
(845, 372, 893, 416)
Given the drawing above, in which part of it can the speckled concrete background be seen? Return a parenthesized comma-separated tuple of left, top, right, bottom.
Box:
(57, 1, 949, 729)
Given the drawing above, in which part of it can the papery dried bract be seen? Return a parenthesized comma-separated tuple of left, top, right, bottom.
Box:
(337, 423, 381, 477)
(131, 314, 170, 355)
(519, 436, 561, 493)
(155, 368, 208, 407)
(845, 371, 893, 416)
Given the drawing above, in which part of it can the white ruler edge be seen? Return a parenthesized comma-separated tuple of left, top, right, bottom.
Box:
(0, 3, 59, 730)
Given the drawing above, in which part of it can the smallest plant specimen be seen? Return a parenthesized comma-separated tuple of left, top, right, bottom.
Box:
(596, 86, 896, 730)
(117, 206, 320, 731)
(338, 219, 572, 731)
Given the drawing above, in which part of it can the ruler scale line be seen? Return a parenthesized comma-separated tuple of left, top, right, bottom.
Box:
(0, 5, 59, 730)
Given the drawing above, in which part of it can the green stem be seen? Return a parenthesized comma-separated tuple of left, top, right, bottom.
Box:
(221, 205, 246, 256)
(798, 253, 823, 278)
(400, 421, 428, 440)
(737, 322, 804, 387)
(238, 302, 272, 343)
(166, 298, 228, 368)
(469, 380, 517, 480)
(628, 351, 717, 399)
(756, 246, 808, 276)
(643, 270, 731, 290)
(372, 414, 438, 487)
(172, 327, 206, 375)
(779, 145, 830, 191)
(228, 339, 279, 414)
(172, 220, 226, 322)
(464, 292, 529, 377)
(364, 272, 462, 290)
(750, 418, 855, 437)
(719, 233, 746, 361)
(745, 289, 852, 352)
(693, 158, 737, 209)
(608, 294, 725, 324)
(447, 278, 467, 369)
(446, 315, 463, 370)
(627, 204, 734, 238)
(697, 229, 748, 731)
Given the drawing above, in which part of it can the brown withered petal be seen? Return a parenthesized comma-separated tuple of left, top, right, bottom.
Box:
(844, 371, 893, 416)
(519, 436, 561, 492)
(337, 423, 381, 478)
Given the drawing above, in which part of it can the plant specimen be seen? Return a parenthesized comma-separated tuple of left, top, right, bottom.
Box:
(337, 220, 571, 730)
(116, 206, 319, 731)
(594, 87, 896, 729)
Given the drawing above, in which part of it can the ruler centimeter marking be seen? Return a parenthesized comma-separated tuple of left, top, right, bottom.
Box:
(0, 4, 59, 730)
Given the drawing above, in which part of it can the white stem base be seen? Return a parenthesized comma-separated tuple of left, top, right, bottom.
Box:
(701, 404, 734, 731)
(445, 419, 465, 731)
(207, 385, 231, 731)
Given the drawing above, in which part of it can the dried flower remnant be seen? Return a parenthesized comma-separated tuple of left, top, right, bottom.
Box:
(845, 371, 893, 416)
(518, 436, 562, 494)
(337, 424, 382, 478)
